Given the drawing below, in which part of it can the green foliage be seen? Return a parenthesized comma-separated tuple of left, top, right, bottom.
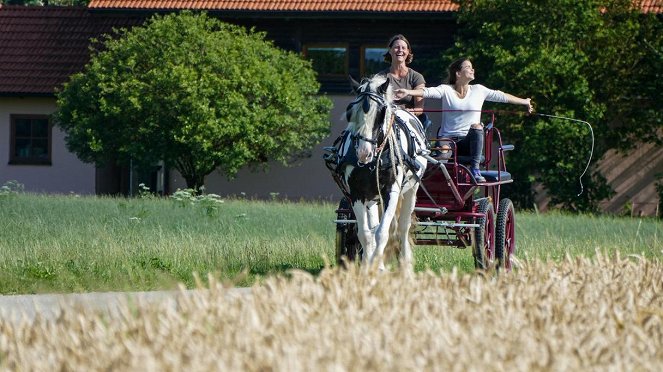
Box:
(56, 11, 332, 189)
(448, 0, 662, 212)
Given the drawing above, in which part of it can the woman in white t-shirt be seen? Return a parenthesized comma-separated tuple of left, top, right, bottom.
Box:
(394, 57, 533, 182)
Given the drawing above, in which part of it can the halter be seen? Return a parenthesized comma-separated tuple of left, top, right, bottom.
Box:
(346, 90, 390, 165)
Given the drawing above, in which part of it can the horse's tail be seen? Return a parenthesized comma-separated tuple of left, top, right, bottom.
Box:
(384, 195, 403, 263)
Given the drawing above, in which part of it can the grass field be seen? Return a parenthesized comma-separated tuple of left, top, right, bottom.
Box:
(0, 192, 660, 294)
(1, 192, 662, 370)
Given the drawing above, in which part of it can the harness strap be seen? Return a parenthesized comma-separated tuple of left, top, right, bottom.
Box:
(353, 133, 378, 145)
(346, 91, 387, 121)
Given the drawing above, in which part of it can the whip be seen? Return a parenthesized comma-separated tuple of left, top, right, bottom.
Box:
(423, 108, 595, 196)
(533, 113, 594, 196)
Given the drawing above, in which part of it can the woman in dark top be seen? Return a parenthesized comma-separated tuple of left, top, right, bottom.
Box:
(378, 34, 429, 129)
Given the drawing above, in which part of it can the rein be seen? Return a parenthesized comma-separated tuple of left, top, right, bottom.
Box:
(376, 112, 396, 154)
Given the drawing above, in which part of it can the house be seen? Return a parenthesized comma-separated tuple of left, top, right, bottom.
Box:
(0, 1, 457, 197)
(0, 6, 145, 194)
(1, 1, 661, 215)
(85, 0, 462, 199)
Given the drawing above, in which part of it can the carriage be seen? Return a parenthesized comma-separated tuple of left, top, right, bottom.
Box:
(324, 77, 517, 271)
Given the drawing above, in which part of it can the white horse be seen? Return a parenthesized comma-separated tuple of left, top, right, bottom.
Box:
(339, 75, 428, 271)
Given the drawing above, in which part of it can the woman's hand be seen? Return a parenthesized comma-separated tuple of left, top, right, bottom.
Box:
(393, 88, 409, 100)
(525, 98, 534, 114)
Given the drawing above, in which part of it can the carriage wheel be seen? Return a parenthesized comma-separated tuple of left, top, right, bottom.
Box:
(495, 198, 516, 272)
(335, 197, 362, 267)
(473, 198, 495, 270)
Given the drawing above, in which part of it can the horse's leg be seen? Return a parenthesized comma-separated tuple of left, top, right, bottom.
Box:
(364, 201, 380, 264)
(353, 200, 376, 265)
(371, 179, 403, 271)
(397, 185, 419, 273)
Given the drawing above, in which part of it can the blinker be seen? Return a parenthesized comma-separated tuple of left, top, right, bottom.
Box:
(362, 96, 370, 113)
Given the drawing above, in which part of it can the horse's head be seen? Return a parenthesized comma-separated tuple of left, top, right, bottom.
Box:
(345, 75, 393, 165)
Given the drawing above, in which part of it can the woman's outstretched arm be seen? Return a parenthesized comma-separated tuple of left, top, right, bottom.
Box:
(504, 93, 534, 113)
(394, 88, 425, 99)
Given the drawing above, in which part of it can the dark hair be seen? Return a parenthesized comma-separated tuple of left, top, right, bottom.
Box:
(446, 57, 469, 85)
(382, 34, 414, 64)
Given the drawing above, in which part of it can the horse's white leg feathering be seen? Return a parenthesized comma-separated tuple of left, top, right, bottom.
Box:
(397, 186, 419, 273)
(354, 200, 376, 265)
(371, 172, 404, 271)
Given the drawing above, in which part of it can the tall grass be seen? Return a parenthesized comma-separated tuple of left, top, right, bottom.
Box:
(2, 255, 662, 370)
(0, 193, 660, 294)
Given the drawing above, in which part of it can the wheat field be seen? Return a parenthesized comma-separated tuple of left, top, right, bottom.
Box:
(1, 252, 661, 371)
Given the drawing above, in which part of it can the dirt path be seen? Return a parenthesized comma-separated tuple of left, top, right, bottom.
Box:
(0, 288, 250, 324)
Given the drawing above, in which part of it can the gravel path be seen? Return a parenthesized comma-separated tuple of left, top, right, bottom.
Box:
(0, 288, 251, 324)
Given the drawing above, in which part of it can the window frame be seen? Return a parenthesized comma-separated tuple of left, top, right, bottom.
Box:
(302, 43, 349, 78)
(9, 114, 53, 166)
(360, 44, 387, 78)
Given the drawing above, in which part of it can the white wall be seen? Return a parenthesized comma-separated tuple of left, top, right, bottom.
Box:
(0, 97, 95, 194)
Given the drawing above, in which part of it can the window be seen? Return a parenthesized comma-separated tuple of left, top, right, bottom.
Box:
(361, 46, 386, 77)
(9, 115, 52, 165)
(303, 44, 348, 77)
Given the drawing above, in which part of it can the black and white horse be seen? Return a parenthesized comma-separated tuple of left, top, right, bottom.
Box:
(338, 75, 428, 271)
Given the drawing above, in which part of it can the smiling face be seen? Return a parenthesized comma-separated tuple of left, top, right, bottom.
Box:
(383, 35, 413, 64)
(456, 60, 475, 83)
(446, 57, 477, 85)
(389, 39, 410, 64)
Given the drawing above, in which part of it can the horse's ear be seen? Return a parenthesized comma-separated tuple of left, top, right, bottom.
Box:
(349, 75, 361, 93)
(378, 78, 390, 95)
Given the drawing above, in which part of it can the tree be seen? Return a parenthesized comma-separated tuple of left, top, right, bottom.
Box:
(56, 11, 332, 190)
(446, 0, 662, 212)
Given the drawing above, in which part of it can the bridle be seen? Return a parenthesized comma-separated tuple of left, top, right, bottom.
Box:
(346, 89, 390, 165)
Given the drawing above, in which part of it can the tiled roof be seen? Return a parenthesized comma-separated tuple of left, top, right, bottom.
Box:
(88, 0, 459, 12)
(640, 0, 663, 13)
(88, 0, 662, 13)
(0, 6, 143, 95)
